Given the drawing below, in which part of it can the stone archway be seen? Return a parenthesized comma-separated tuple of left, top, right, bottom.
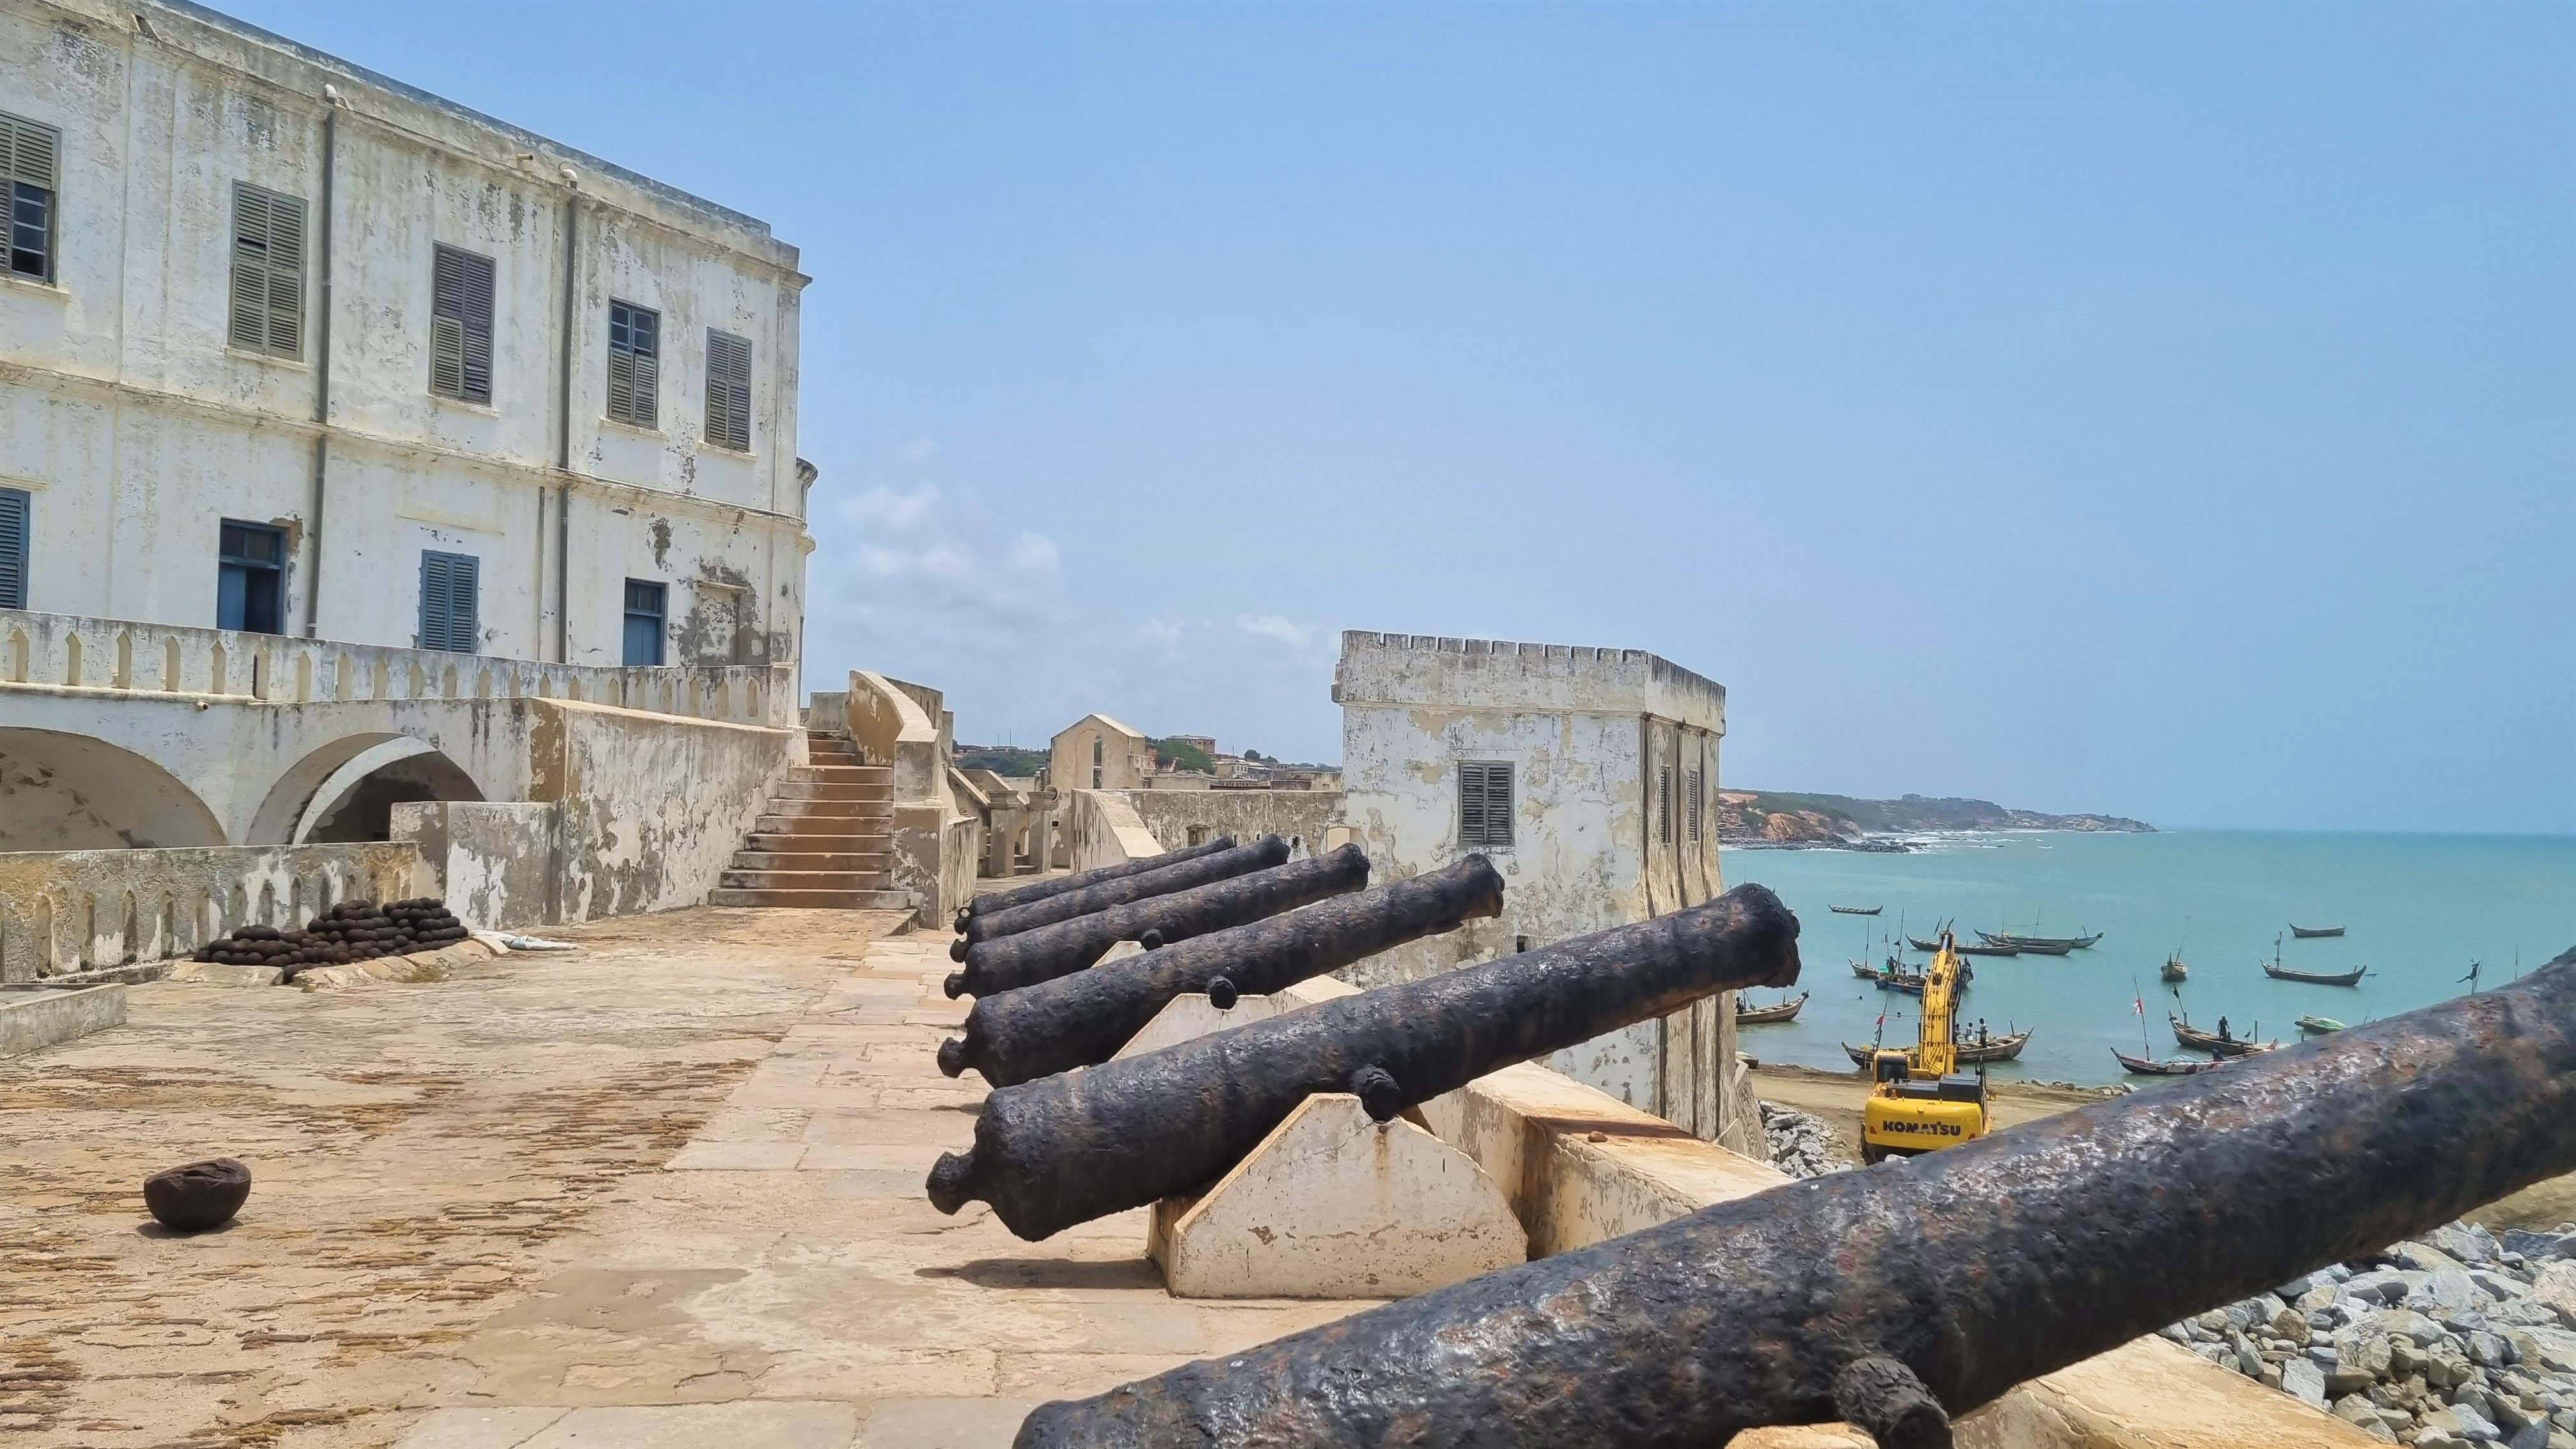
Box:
(298, 743, 486, 844)
(0, 728, 229, 849)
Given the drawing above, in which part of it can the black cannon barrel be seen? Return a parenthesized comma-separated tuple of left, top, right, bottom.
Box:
(1014, 953, 2576, 1449)
(944, 845, 1371, 1000)
(940, 855, 1506, 1087)
(948, 837, 1289, 960)
(928, 882, 1801, 1240)
(954, 836, 1238, 928)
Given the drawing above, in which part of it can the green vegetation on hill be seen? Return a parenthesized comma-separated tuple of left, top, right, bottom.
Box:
(957, 746, 1046, 778)
(1719, 790, 2153, 842)
(1149, 737, 1216, 774)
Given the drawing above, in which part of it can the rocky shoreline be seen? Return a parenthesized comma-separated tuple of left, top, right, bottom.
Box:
(2165, 1219, 2576, 1446)
(1754, 1105, 2576, 1446)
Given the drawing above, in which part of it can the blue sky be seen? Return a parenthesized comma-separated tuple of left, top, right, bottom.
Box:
(222, 1, 2574, 833)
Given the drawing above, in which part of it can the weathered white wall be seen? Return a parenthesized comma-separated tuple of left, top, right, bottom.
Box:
(1116, 787, 1345, 860)
(1334, 631, 1738, 1144)
(390, 799, 553, 931)
(0, 839, 418, 981)
(0, 0, 810, 666)
(1065, 790, 1166, 873)
(529, 700, 790, 921)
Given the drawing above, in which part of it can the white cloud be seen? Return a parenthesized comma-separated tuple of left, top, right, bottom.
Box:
(841, 482, 942, 532)
(1235, 614, 1315, 650)
(1007, 532, 1062, 573)
(897, 436, 940, 466)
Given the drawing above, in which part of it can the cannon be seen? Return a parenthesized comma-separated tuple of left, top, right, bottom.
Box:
(940, 855, 1506, 1086)
(948, 836, 1290, 960)
(1013, 954, 2576, 1449)
(928, 882, 1800, 1240)
(944, 845, 1372, 1000)
(953, 836, 1238, 931)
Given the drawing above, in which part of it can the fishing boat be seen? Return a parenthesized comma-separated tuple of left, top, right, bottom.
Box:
(2113, 1048, 2227, 1077)
(1829, 905, 1883, 916)
(1844, 1028, 2030, 1068)
(1907, 935, 1943, 953)
(2006, 940, 2074, 957)
(2170, 1014, 2280, 1058)
(2296, 1015, 2345, 1035)
(1735, 992, 1809, 1025)
(2161, 954, 2188, 984)
(1979, 930, 2104, 951)
(2289, 924, 2346, 939)
(1851, 959, 1884, 981)
(1953, 942, 2021, 958)
(2262, 960, 2367, 988)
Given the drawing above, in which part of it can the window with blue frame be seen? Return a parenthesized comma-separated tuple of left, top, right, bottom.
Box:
(622, 579, 666, 665)
(418, 550, 479, 652)
(217, 520, 286, 634)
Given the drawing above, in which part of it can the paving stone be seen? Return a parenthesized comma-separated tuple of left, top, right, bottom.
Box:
(522, 1400, 861, 1447)
(858, 1397, 1040, 1448)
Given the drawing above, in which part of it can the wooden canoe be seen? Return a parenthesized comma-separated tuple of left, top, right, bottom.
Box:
(2263, 961, 2367, 987)
(2113, 1048, 2227, 1077)
(2289, 924, 2347, 939)
(1829, 905, 1883, 916)
(1979, 931, 2104, 950)
(2170, 1015, 2280, 1058)
(1843, 1029, 2030, 1068)
(1735, 991, 1809, 1025)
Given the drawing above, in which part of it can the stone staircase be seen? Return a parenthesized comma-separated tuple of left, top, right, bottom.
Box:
(707, 733, 916, 910)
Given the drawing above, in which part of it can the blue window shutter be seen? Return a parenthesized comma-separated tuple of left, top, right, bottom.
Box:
(0, 487, 27, 608)
(418, 550, 479, 652)
(419, 552, 450, 649)
(450, 555, 477, 652)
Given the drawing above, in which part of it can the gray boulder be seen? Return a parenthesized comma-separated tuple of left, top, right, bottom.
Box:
(2281, 1356, 2330, 1409)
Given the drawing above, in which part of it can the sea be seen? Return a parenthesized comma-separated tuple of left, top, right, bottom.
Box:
(1719, 830, 2576, 1087)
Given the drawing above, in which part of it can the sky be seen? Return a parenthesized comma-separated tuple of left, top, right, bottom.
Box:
(220, 0, 2575, 834)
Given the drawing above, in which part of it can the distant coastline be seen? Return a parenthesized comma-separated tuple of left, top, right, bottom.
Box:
(1718, 790, 2154, 852)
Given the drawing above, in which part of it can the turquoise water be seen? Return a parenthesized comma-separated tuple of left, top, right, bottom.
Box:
(1720, 831, 2576, 1085)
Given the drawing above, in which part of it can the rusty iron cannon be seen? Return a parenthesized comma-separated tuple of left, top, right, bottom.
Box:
(939, 855, 1506, 1087)
(953, 837, 1238, 931)
(948, 837, 1290, 960)
(928, 882, 1800, 1240)
(944, 845, 1371, 1000)
(1012, 954, 2576, 1449)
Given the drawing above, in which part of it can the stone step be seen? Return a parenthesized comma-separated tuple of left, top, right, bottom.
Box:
(785, 763, 886, 783)
(730, 849, 891, 873)
(758, 798, 893, 820)
(750, 820, 892, 843)
(719, 868, 895, 891)
(707, 887, 917, 911)
(753, 818, 891, 841)
(770, 779, 893, 802)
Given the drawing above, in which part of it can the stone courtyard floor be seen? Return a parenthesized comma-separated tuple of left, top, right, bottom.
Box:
(0, 908, 1370, 1448)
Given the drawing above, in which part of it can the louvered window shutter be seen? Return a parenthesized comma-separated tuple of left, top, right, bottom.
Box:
(431, 246, 494, 402)
(448, 555, 479, 652)
(706, 330, 753, 451)
(0, 488, 27, 609)
(419, 552, 450, 650)
(4, 113, 58, 189)
(1687, 768, 1703, 841)
(1460, 762, 1514, 848)
(607, 302, 659, 427)
(1659, 767, 1673, 843)
(418, 551, 480, 652)
(228, 184, 305, 358)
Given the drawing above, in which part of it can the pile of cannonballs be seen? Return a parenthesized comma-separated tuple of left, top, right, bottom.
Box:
(193, 896, 470, 975)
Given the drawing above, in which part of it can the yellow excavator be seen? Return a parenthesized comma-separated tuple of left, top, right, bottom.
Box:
(1860, 930, 1992, 1163)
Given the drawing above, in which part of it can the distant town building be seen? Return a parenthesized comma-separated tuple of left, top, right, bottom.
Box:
(1, 0, 813, 667)
(1165, 734, 1216, 759)
(1049, 714, 1153, 792)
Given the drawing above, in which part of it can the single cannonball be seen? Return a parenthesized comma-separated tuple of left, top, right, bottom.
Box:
(142, 1158, 250, 1232)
